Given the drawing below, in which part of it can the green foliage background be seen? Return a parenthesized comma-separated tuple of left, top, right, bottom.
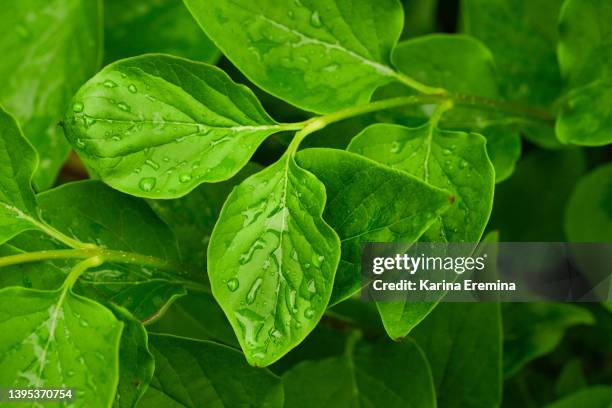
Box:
(0, 0, 610, 407)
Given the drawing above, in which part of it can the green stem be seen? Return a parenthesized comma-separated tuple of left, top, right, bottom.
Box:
(26, 216, 95, 250)
(0, 248, 180, 271)
(63, 257, 103, 290)
(393, 71, 448, 95)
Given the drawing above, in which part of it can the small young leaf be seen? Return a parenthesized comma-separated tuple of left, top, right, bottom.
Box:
(208, 153, 341, 366)
(282, 336, 436, 407)
(503, 303, 594, 377)
(387, 34, 521, 181)
(296, 148, 452, 304)
(110, 305, 155, 408)
(0, 108, 41, 245)
(64, 54, 286, 198)
(545, 386, 612, 408)
(411, 303, 502, 408)
(0, 0, 103, 189)
(184, 0, 404, 113)
(104, 0, 220, 64)
(0, 286, 123, 406)
(565, 163, 612, 242)
(140, 334, 284, 407)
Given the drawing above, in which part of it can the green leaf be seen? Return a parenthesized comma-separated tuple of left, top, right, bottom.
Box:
(296, 148, 452, 303)
(34, 180, 186, 321)
(0, 108, 41, 244)
(555, 56, 612, 146)
(64, 54, 288, 198)
(503, 303, 594, 377)
(208, 153, 341, 366)
(147, 292, 238, 347)
(139, 334, 284, 407)
(148, 162, 263, 272)
(0, 244, 66, 290)
(111, 305, 155, 408)
(104, 0, 219, 64)
(282, 335, 436, 408)
(461, 0, 562, 108)
(348, 122, 494, 339)
(557, 0, 612, 79)
(0, 0, 103, 189)
(411, 303, 502, 408)
(348, 123, 494, 244)
(545, 386, 612, 408)
(0, 286, 123, 406)
(387, 34, 521, 182)
(489, 148, 586, 241)
(184, 0, 404, 113)
(565, 163, 612, 242)
(460, 0, 563, 147)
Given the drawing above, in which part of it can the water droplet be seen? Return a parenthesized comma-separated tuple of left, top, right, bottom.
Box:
(75, 138, 85, 148)
(390, 141, 400, 153)
(304, 308, 315, 319)
(117, 102, 131, 112)
(79, 320, 89, 327)
(307, 279, 316, 294)
(139, 177, 156, 192)
(144, 159, 160, 170)
(103, 80, 117, 88)
(128, 84, 137, 93)
(227, 278, 239, 292)
(310, 11, 323, 27)
(179, 173, 192, 183)
(459, 160, 468, 169)
(72, 102, 84, 113)
(442, 149, 452, 156)
(111, 136, 121, 141)
(246, 277, 263, 304)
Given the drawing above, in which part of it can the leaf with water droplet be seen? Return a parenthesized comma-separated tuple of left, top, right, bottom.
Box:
(0, 286, 123, 407)
(379, 34, 522, 181)
(140, 334, 283, 406)
(0, 108, 42, 245)
(64, 54, 284, 198)
(208, 153, 340, 366)
(348, 122, 494, 339)
(296, 149, 453, 304)
(184, 0, 403, 113)
(0, 0, 103, 189)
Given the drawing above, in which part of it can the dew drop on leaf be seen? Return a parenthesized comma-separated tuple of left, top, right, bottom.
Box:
(178, 173, 192, 183)
(117, 102, 131, 112)
(103, 80, 117, 88)
(72, 102, 84, 113)
(128, 84, 137, 93)
(144, 159, 160, 170)
(304, 308, 315, 319)
(310, 11, 323, 27)
(246, 277, 263, 304)
(227, 278, 240, 292)
(138, 177, 156, 192)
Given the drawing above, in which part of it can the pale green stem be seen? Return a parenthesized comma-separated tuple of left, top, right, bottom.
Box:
(393, 71, 448, 95)
(27, 217, 96, 250)
(63, 257, 104, 291)
(0, 248, 180, 271)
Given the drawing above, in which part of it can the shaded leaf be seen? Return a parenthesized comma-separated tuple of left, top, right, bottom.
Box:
(503, 303, 594, 377)
(282, 335, 435, 408)
(140, 334, 284, 407)
(545, 386, 612, 408)
(105, 0, 219, 64)
(0, 0, 103, 188)
(208, 153, 340, 366)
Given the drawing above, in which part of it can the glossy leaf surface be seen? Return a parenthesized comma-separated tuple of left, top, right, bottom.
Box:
(64, 55, 283, 198)
(208, 154, 340, 366)
(184, 0, 404, 113)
